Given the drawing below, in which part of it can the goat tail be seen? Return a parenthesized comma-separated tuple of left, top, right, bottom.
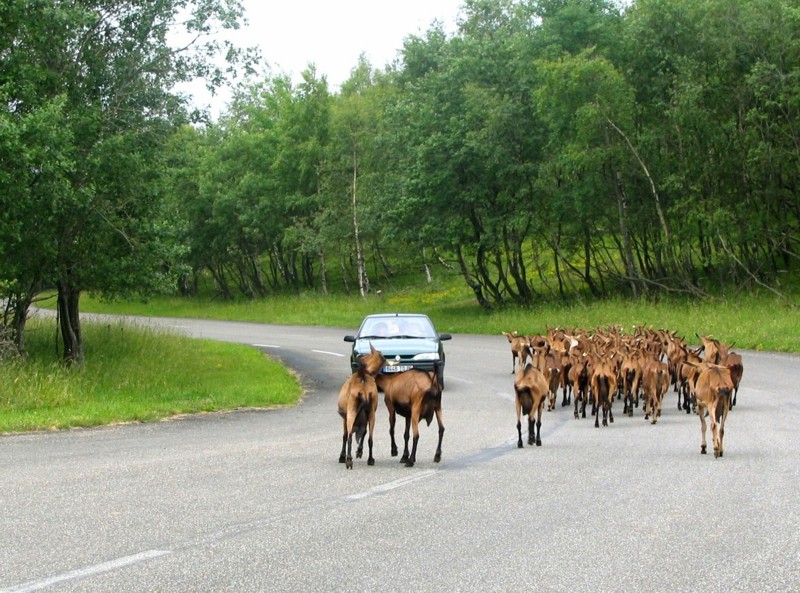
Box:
(516, 386, 534, 416)
(598, 375, 609, 401)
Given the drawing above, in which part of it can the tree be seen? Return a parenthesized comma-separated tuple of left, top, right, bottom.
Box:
(0, 0, 251, 363)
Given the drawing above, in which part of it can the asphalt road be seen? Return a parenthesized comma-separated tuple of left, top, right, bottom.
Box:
(1, 313, 799, 593)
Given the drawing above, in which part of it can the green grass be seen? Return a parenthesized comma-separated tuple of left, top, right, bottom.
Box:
(0, 319, 302, 434)
(79, 286, 800, 352)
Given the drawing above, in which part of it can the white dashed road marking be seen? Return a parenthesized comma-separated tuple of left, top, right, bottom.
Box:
(1, 550, 171, 593)
(312, 350, 345, 357)
(344, 470, 438, 501)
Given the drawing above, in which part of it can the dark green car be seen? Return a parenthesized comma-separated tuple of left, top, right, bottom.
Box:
(344, 313, 452, 388)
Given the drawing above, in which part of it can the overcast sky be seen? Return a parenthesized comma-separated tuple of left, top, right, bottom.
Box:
(183, 0, 465, 117)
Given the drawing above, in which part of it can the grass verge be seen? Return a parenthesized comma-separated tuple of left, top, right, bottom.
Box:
(0, 318, 301, 434)
(78, 288, 800, 352)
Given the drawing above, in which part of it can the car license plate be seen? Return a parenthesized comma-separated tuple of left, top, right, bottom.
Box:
(383, 364, 412, 373)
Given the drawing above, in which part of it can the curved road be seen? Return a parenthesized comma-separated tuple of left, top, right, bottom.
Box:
(1, 314, 799, 592)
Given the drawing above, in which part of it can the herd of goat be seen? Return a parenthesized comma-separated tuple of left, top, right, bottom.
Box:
(504, 326, 743, 458)
(337, 326, 743, 469)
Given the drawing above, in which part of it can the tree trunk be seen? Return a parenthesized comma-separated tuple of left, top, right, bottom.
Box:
(605, 115, 671, 256)
(455, 245, 490, 309)
(5, 287, 37, 354)
(318, 250, 328, 294)
(57, 279, 83, 366)
(612, 170, 639, 296)
(351, 147, 368, 297)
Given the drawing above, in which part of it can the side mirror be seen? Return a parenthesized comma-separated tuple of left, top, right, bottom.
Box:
(439, 333, 452, 341)
(343, 335, 356, 343)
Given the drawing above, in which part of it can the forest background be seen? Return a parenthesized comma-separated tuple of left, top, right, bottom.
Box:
(2, 0, 799, 367)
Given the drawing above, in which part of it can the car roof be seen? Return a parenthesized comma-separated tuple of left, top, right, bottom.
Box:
(364, 313, 429, 319)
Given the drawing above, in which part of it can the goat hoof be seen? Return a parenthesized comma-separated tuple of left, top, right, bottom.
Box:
(339, 455, 346, 463)
(404, 460, 415, 468)
(356, 450, 363, 459)
(434, 454, 441, 463)
(346, 459, 353, 469)
(701, 446, 707, 454)
(518, 441, 523, 448)
(536, 440, 542, 447)
(367, 458, 375, 466)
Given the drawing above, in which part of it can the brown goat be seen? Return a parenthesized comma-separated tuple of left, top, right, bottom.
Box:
(677, 345, 703, 413)
(543, 351, 562, 411)
(721, 351, 744, 407)
(337, 346, 386, 469)
(502, 331, 530, 374)
(591, 356, 618, 428)
(715, 341, 743, 408)
(377, 364, 443, 467)
(528, 334, 549, 372)
(514, 363, 549, 447)
(641, 359, 669, 425)
(569, 352, 592, 419)
(697, 334, 723, 364)
(619, 347, 643, 417)
(692, 363, 734, 457)
(661, 331, 687, 392)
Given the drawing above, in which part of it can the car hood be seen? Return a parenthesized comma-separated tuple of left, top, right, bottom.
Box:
(353, 337, 439, 357)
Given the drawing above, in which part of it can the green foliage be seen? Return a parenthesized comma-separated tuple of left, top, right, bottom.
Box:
(0, 0, 253, 362)
(5, 0, 800, 356)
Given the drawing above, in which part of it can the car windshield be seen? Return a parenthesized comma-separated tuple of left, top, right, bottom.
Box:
(359, 317, 434, 339)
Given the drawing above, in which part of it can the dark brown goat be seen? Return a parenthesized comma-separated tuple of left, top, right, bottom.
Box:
(377, 364, 444, 467)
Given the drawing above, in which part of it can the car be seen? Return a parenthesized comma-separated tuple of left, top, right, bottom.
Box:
(344, 313, 452, 388)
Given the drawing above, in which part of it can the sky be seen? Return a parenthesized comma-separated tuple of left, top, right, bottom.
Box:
(185, 0, 465, 117)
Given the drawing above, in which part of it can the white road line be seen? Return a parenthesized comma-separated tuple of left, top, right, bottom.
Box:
(344, 469, 437, 501)
(1, 550, 171, 593)
(497, 391, 516, 402)
(446, 376, 475, 384)
(312, 350, 345, 357)
(252, 344, 281, 349)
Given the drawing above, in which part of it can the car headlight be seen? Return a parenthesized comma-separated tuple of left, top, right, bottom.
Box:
(412, 352, 440, 361)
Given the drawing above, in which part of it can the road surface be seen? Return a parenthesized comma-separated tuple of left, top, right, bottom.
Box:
(1, 314, 798, 592)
